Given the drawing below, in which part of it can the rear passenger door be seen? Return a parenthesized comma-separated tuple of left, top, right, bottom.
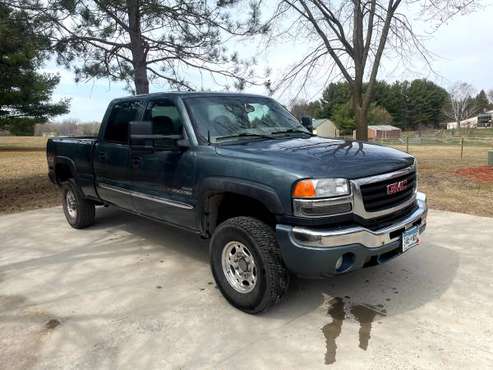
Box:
(94, 100, 144, 211)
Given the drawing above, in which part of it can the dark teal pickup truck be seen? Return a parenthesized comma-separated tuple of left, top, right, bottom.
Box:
(47, 92, 427, 313)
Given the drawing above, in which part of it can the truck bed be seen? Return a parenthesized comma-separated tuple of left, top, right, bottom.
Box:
(47, 136, 98, 198)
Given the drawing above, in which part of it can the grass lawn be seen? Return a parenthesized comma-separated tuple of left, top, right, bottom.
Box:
(393, 145, 493, 218)
(0, 137, 492, 217)
(0, 150, 60, 214)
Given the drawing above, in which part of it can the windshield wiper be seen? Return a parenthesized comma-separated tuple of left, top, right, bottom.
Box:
(214, 132, 275, 142)
(271, 128, 314, 136)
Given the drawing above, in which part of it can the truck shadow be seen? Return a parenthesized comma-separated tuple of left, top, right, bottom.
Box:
(92, 206, 458, 321)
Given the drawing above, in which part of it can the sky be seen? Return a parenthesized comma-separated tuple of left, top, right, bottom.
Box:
(45, 3, 493, 122)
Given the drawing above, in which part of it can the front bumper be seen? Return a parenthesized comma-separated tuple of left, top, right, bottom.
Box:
(276, 192, 427, 277)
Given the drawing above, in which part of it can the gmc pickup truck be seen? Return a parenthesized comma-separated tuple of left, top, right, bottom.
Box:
(47, 92, 427, 313)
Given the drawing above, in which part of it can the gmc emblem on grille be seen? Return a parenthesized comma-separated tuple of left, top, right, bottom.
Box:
(386, 179, 408, 195)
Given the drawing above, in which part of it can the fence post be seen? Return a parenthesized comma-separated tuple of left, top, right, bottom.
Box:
(460, 137, 464, 160)
(406, 135, 409, 153)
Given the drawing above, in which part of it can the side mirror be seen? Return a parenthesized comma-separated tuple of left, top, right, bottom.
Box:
(301, 116, 313, 132)
(129, 121, 185, 151)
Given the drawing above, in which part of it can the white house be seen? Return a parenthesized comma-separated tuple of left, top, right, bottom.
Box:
(445, 110, 493, 129)
(313, 118, 339, 137)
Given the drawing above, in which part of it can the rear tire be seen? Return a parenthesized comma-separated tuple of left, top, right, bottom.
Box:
(62, 179, 95, 229)
(210, 217, 289, 314)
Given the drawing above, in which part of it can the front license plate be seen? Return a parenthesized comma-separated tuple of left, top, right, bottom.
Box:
(402, 226, 419, 252)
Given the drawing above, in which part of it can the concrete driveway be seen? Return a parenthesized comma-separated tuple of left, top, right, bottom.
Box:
(1, 207, 492, 369)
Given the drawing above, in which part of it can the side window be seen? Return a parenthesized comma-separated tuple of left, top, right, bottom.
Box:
(143, 100, 183, 136)
(104, 101, 142, 144)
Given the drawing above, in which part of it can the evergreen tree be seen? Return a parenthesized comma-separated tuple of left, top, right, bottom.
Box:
(10, 0, 265, 94)
(474, 90, 491, 112)
(0, 4, 69, 135)
(318, 82, 352, 119)
(290, 100, 322, 119)
(314, 78, 449, 130)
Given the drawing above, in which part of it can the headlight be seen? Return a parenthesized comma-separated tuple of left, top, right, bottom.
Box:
(292, 178, 351, 217)
(292, 178, 350, 198)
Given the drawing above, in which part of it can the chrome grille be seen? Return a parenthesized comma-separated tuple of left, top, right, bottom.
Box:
(359, 170, 416, 212)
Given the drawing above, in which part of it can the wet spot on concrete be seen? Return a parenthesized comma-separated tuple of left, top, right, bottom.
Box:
(45, 319, 61, 330)
(321, 297, 344, 365)
(350, 305, 380, 350)
(321, 297, 386, 364)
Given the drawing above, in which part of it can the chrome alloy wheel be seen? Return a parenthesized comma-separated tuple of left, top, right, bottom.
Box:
(221, 241, 257, 293)
(66, 190, 78, 219)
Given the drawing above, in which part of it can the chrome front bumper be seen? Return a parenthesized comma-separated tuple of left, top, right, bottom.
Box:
(285, 192, 427, 249)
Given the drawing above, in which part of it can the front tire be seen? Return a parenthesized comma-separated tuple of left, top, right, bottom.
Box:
(210, 217, 289, 314)
(62, 179, 95, 229)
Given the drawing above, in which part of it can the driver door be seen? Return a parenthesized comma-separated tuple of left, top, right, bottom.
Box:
(131, 98, 197, 228)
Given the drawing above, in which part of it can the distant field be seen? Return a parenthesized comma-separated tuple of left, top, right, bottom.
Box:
(0, 136, 47, 151)
(0, 136, 492, 217)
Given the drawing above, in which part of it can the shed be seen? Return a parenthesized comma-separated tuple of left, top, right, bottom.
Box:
(367, 125, 401, 139)
(313, 118, 339, 138)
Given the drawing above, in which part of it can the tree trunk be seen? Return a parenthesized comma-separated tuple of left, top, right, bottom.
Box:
(126, 0, 149, 94)
(354, 106, 368, 141)
(351, 81, 369, 141)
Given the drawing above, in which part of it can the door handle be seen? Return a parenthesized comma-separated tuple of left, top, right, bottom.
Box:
(98, 152, 107, 162)
(131, 156, 143, 168)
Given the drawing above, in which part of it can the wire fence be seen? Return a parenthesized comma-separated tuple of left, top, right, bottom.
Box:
(364, 129, 493, 161)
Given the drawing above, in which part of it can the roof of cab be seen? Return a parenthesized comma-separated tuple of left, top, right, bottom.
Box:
(110, 91, 270, 104)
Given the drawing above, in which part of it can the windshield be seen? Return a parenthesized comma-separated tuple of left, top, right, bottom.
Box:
(183, 96, 308, 143)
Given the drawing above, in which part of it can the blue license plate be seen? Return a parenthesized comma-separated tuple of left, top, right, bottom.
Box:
(402, 226, 419, 252)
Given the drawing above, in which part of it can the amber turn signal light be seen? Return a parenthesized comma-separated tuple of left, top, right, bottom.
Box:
(292, 179, 316, 198)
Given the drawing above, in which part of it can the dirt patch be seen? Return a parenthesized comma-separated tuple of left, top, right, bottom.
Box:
(455, 166, 493, 183)
(45, 319, 61, 330)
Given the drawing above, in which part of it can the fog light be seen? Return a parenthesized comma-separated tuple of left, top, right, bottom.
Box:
(335, 253, 355, 273)
(335, 256, 344, 271)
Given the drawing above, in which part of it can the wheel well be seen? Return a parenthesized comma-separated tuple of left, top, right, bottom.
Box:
(55, 163, 73, 183)
(204, 192, 276, 236)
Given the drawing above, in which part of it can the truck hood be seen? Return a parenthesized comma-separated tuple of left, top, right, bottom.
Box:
(215, 136, 414, 179)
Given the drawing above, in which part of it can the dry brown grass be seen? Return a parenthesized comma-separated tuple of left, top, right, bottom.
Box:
(0, 150, 60, 214)
(394, 145, 493, 218)
(0, 137, 492, 217)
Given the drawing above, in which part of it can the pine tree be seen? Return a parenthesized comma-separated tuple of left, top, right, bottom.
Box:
(11, 0, 266, 94)
(0, 4, 69, 135)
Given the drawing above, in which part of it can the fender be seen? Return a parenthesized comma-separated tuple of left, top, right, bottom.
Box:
(54, 156, 79, 184)
(54, 156, 99, 200)
(197, 177, 284, 236)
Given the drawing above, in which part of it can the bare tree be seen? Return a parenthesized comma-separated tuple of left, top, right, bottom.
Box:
(9, 0, 266, 94)
(444, 82, 477, 128)
(268, 0, 477, 140)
